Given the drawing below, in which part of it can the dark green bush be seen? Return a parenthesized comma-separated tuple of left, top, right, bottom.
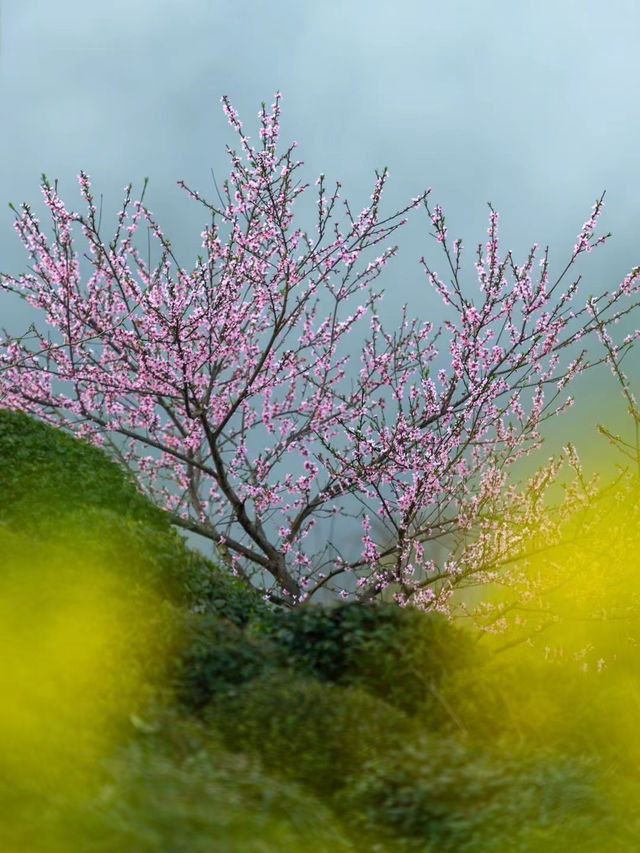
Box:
(171, 611, 281, 709)
(264, 600, 479, 716)
(0, 501, 272, 713)
(342, 734, 607, 852)
(208, 671, 416, 796)
(179, 550, 271, 626)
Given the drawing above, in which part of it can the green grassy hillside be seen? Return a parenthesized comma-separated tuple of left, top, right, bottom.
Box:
(2, 408, 639, 852)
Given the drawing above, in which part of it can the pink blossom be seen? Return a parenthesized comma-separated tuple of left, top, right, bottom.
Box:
(1, 97, 638, 615)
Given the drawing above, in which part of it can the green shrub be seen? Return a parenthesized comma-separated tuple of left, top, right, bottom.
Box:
(0, 408, 168, 530)
(342, 734, 606, 852)
(0, 710, 356, 853)
(0, 507, 276, 717)
(264, 600, 479, 716)
(0, 518, 185, 724)
(437, 645, 640, 781)
(0, 408, 270, 619)
(179, 549, 271, 626)
(208, 671, 416, 796)
(170, 611, 282, 709)
(436, 655, 589, 750)
(0, 502, 190, 608)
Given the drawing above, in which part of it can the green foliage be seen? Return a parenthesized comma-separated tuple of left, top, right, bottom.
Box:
(0, 408, 167, 530)
(0, 408, 268, 620)
(5, 406, 639, 852)
(208, 671, 416, 797)
(170, 611, 281, 709)
(341, 735, 606, 853)
(435, 655, 588, 749)
(264, 600, 479, 715)
(178, 549, 271, 626)
(437, 644, 640, 781)
(0, 709, 355, 853)
(0, 518, 184, 733)
(0, 501, 193, 620)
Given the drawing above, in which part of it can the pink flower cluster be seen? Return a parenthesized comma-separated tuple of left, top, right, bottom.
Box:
(2, 93, 639, 611)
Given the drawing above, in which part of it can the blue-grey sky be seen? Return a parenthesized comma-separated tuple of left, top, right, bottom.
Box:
(1, 0, 639, 493)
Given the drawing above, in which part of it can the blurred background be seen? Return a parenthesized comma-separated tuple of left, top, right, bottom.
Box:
(1, 0, 639, 557)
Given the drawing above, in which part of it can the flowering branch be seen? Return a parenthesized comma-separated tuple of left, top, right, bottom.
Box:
(1, 93, 639, 612)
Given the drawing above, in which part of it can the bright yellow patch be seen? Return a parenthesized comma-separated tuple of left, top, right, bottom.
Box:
(0, 527, 163, 799)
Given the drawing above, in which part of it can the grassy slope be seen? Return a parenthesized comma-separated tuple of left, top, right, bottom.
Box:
(0, 408, 355, 852)
(2, 408, 640, 852)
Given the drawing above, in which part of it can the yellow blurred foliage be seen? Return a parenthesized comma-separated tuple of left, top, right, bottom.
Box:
(0, 524, 165, 800)
(472, 467, 640, 664)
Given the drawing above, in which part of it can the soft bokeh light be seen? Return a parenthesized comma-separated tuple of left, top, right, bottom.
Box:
(0, 523, 165, 802)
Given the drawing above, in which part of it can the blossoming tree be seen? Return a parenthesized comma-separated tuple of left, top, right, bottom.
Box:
(2, 93, 639, 609)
